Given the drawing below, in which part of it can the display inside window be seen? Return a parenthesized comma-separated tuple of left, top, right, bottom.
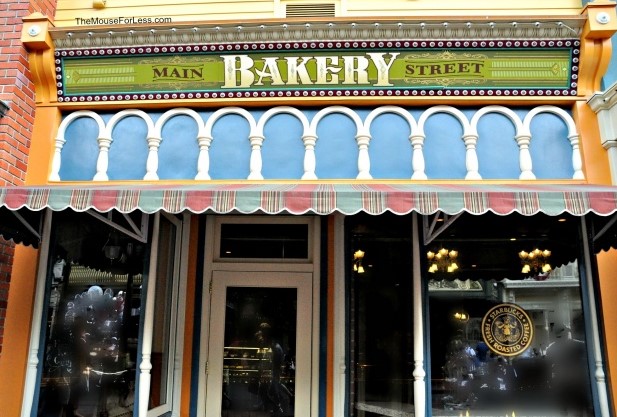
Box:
(427, 212, 593, 417)
(221, 287, 297, 416)
(347, 213, 415, 416)
(37, 211, 147, 417)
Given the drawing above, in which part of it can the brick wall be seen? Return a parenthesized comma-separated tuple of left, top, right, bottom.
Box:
(0, 0, 57, 356)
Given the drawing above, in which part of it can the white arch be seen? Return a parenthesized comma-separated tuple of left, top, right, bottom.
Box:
(471, 106, 530, 181)
(417, 105, 472, 136)
(50, 111, 106, 181)
(364, 106, 418, 135)
(56, 110, 106, 139)
(308, 106, 368, 179)
(307, 106, 364, 137)
(101, 110, 157, 181)
(417, 106, 476, 180)
(522, 105, 577, 137)
(104, 109, 155, 138)
(142, 108, 205, 181)
(201, 107, 260, 180)
(363, 106, 419, 180)
(203, 107, 258, 137)
(470, 105, 524, 135)
(522, 105, 583, 179)
(253, 107, 311, 181)
(256, 106, 310, 136)
(154, 108, 206, 138)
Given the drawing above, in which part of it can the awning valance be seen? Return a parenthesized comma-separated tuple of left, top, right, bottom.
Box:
(2, 183, 617, 216)
(2, 183, 617, 248)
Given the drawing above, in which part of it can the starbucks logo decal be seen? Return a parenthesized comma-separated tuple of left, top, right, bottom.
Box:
(482, 303, 533, 357)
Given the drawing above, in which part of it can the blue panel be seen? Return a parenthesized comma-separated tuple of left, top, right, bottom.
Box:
(262, 113, 305, 179)
(207, 113, 252, 180)
(108, 116, 149, 180)
(422, 112, 466, 179)
(60, 106, 576, 182)
(59, 116, 100, 181)
(368, 112, 413, 179)
(603, 33, 617, 89)
(529, 112, 574, 179)
(158, 114, 200, 180)
(314, 112, 359, 179)
(476, 112, 521, 179)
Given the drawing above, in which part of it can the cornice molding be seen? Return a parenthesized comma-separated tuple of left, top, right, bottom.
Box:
(588, 81, 617, 112)
(50, 18, 585, 49)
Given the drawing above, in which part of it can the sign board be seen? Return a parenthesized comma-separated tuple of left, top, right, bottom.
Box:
(55, 39, 580, 102)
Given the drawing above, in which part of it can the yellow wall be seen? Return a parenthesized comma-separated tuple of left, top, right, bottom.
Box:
(52, 0, 584, 27)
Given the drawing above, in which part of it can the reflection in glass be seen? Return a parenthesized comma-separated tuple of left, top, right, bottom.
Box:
(149, 216, 177, 410)
(222, 287, 297, 417)
(37, 211, 145, 417)
(347, 214, 415, 416)
(428, 213, 593, 416)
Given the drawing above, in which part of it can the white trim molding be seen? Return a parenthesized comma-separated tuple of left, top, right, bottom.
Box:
(588, 82, 617, 184)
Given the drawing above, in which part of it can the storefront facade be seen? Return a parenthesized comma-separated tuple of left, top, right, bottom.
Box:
(3, 1, 617, 417)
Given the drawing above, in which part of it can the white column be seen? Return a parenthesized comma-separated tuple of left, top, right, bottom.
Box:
(568, 134, 585, 180)
(463, 134, 482, 180)
(49, 137, 66, 181)
(21, 209, 53, 417)
(605, 142, 617, 184)
(333, 214, 347, 417)
(93, 136, 112, 181)
(247, 134, 265, 180)
(580, 218, 611, 417)
(143, 136, 162, 180)
(195, 135, 213, 180)
(412, 213, 426, 417)
(355, 134, 372, 180)
(301, 134, 318, 180)
(410, 135, 427, 180)
(138, 213, 161, 417)
(515, 134, 536, 180)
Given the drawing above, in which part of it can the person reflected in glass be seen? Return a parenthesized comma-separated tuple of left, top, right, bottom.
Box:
(255, 322, 289, 416)
(546, 324, 592, 416)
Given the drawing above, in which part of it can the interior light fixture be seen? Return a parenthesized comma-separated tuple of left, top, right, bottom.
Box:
(353, 249, 365, 274)
(519, 248, 552, 275)
(427, 248, 459, 273)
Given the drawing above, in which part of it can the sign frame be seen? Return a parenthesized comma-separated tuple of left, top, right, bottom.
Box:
(55, 39, 580, 103)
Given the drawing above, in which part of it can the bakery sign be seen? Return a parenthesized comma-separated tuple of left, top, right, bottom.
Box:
(482, 303, 534, 357)
(55, 39, 580, 102)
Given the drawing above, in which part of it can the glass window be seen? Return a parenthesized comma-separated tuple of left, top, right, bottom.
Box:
(149, 215, 180, 411)
(220, 223, 309, 259)
(222, 287, 297, 416)
(347, 213, 415, 416)
(37, 210, 147, 417)
(427, 212, 593, 416)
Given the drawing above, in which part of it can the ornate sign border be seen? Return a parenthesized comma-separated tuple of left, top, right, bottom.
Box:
(55, 39, 580, 103)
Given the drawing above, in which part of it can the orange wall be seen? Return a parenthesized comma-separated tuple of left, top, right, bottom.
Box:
(0, 245, 39, 416)
(597, 251, 617, 413)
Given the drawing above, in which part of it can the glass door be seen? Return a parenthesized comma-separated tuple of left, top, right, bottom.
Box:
(205, 271, 313, 417)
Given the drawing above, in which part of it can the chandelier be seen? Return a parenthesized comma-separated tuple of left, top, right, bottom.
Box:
(353, 249, 365, 274)
(519, 248, 552, 274)
(453, 311, 469, 322)
(427, 248, 458, 273)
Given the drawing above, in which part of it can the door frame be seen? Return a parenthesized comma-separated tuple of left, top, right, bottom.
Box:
(196, 215, 321, 417)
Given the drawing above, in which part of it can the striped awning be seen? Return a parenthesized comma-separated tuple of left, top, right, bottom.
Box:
(2, 183, 617, 216)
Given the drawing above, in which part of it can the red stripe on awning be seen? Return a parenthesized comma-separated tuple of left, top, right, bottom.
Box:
(0, 183, 616, 216)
